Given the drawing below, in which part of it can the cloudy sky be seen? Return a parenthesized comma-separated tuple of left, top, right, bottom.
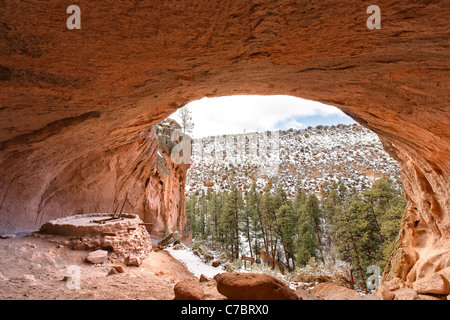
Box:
(171, 95, 355, 138)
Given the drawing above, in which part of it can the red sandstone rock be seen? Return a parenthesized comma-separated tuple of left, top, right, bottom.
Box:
(413, 273, 450, 295)
(295, 287, 322, 300)
(310, 282, 362, 300)
(376, 285, 395, 300)
(87, 250, 108, 264)
(394, 287, 419, 300)
(107, 265, 126, 276)
(173, 279, 205, 300)
(125, 255, 142, 267)
(215, 272, 298, 300)
(384, 277, 403, 291)
(199, 274, 210, 283)
(0, 0, 449, 285)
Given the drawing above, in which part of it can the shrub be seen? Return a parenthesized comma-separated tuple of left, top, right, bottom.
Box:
(293, 258, 352, 288)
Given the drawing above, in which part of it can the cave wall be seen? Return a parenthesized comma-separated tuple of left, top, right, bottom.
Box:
(0, 122, 189, 237)
(0, 0, 449, 282)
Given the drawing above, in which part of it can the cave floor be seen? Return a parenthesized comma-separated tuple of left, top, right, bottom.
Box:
(0, 234, 224, 300)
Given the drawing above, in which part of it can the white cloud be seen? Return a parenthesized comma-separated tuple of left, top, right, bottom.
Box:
(279, 118, 305, 130)
(171, 95, 350, 138)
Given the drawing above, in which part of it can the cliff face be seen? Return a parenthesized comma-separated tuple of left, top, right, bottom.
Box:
(0, 122, 189, 238)
(0, 0, 449, 285)
(187, 124, 401, 196)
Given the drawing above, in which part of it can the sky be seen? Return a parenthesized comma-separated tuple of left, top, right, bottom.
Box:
(171, 95, 356, 138)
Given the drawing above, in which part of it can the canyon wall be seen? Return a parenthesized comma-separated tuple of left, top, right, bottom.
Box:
(0, 0, 449, 284)
(0, 120, 189, 237)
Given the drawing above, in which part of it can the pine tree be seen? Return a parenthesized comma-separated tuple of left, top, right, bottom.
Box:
(378, 181, 406, 269)
(276, 204, 297, 270)
(185, 195, 197, 236)
(296, 209, 318, 266)
(248, 182, 262, 259)
(319, 181, 342, 263)
(292, 181, 307, 215)
(220, 184, 243, 260)
(332, 193, 378, 292)
(304, 193, 324, 262)
(198, 190, 208, 239)
(259, 185, 279, 268)
(207, 189, 222, 244)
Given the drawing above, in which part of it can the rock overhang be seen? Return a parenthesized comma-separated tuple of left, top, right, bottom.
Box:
(0, 0, 449, 285)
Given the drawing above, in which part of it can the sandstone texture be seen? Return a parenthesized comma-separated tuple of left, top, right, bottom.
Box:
(39, 213, 152, 261)
(295, 287, 323, 300)
(376, 273, 450, 300)
(215, 272, 299, 300)
(413, 273, 449, 296)
(0, 0, 449, 288)
(0, 235, 221, 300)
(174, 279, 205, 300)
(87, 250, 108, 264)
(310, 282, 363, 300)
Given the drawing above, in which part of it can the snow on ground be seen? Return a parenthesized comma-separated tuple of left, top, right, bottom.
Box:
(166, 244, 226, 278)
(165, 243, 298, 289)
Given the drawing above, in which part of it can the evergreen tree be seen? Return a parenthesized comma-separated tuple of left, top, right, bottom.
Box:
(259, 185, 279, 267)
(296, 209, 318, 266)
(207, 189, 222, 243)
(198, 190, 208, 239)
(183, 176, 405, 292)
(186, 196, 198, 237)
(304, 193, 324, 262)
(276, 204, 297, 270)
(220, 184, 243, 259)
(292, 182, 307, 215)
(249, 183, 263, 260)
(332, 193, 378, 292)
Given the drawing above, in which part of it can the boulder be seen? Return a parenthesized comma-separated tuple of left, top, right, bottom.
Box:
(310, 282, 362, 300)
(384, 277, 403, 291)
(199, 274, 210, 283)
(438, 267, 450, 282)
(174, 279, 205, 300)
(87, 250, 108, 264)
(394, 287, 419, 300)
(413, 273, 450, 295)
(215, 272, 298, 300)
(376, 285, 395, 300)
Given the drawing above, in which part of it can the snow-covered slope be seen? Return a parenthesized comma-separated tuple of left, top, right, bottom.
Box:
(187, 124, 401, 195)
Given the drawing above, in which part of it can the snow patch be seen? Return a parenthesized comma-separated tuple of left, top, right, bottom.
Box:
(166, 245, 226, 278)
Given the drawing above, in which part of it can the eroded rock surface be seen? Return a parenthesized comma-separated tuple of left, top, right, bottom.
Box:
(174, 278, 205, 300)
(215, 272, 299, 300)
(0, 0, 449, 288)
(40, 213, 152, 261)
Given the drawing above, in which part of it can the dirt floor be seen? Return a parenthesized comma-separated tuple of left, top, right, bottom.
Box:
(0, 233, 225, 300)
